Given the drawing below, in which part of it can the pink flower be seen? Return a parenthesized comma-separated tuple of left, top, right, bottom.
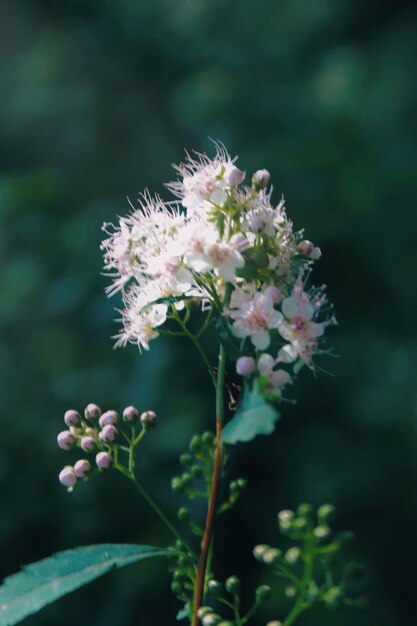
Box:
(228, 287, 283, 350)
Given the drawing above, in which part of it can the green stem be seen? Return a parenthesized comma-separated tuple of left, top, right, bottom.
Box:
(282, 540, 315, 626)
(172, 307, 216, 386)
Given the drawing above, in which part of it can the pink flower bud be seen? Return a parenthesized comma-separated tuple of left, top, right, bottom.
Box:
(249, 215, 264, 232)
(140, 410, 157, 428)
(74, 459, 91, 478)
(99, 424, 117, 442)
(228, 167, 245, 186)
(252, 169, 270, 188)
(84, 427, 95, 437)
(96, 451, 112, 469)
(57, 430, 74, 450)
(59, 466, 77, 488)
(80, 436, 96, 452)
(264, 285, 283, 303)
(297, 240, 321, 260)
(84, 403, 101, 419)
(123, 405, 139, 421)
(64, 410, 80, 427)
(236, 356, 256, 377)
(99, 410, 119, 428)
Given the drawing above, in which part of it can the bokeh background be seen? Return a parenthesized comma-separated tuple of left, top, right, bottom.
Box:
(1, 1, 416, 625)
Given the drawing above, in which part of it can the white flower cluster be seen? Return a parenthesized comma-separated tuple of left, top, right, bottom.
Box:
(102, 142, 335, 399)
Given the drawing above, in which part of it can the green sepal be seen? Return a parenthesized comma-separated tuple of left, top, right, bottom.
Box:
(222, 383, 280, 444)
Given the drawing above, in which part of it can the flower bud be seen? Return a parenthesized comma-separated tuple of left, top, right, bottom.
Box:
(218, 622, 235, 626)
(99, 424, 117, 442)
(180, 453, 193, 466)
(317, 503, 336, 524)
(197, 607, 213, 619)
(84, 403, 101, 419)
(252, 169, 270, 188)
(267, 622, 283, 626)
(171, 581, 183, 595)
(202, 614, 221, 626)
(99, 410, 119, 428)
(313, 525, 330, 539)
(263, 548, 282, 565)
(285, 547, 301, 564)
(202, 431, 214, 446)
(80, 436, 95, 452)
(225, 575, 240, 594)
(285, 586, 297, 598)
(189, 435, 202, 453)
(191, 465, 203, 478)
(96, 451, 112, 469)
(177, 507, 191, 522)
(236, 356, 255, 377)
(255, 585, 271, 604)
(297, 503, 313, 518)
(140, 410, 157, 428)
(57, 430, 74, 450)
(123, 405, 139, 421)
(74, 459, 91, 478)
(297, 240, 321, 260)
(264, 285, 283, 303)
(59, 466, 77, 488)
(248, 215, 264, 232)
(253, 544, 270, 561)
(207, 579, 222, 595)
(278, 509, 294, 530)
(84, 427, 95, 437)
(228, 167, 245, 186)
(64, 410, 80, 427)
(171, 477, 183, 492)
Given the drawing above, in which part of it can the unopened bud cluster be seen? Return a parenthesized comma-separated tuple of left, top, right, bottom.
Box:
(57, 403, 157, 490)
(253, 503, 366, 616)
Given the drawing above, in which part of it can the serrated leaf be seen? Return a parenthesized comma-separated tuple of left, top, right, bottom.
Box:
(222, 385, 280, 444)
(0, 544, 171, 626)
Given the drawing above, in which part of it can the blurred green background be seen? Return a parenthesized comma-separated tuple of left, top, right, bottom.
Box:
(1, 1, 416, 625)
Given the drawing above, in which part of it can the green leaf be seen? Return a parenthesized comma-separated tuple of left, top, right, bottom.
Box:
(0, 544, 172, 626)
(222, 385, 280, 444)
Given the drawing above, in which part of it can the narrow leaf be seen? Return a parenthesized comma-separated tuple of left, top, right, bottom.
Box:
(0, 544, 171, 626)
(222, 385, 280, 444)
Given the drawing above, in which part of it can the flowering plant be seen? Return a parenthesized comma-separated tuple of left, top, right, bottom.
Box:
(0, 143, 364, 626)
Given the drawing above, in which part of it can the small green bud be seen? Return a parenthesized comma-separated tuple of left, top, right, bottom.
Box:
(285, 585, 297, 598)
(263, 548, 282, 565)
(202, 431, 214, 447)
(207, 579, 222, 595)
(253, 544, 270, 561)
(190, 435, 202, 453)
(278, 509, 294, 531)
(178, 555, 189, 567)
(175, 539, 183, 550)
(322, 585, 342, 609)
(236, 478, 247, 489)
(255, 585, 271, 604)
(218, 622, 235, 626)
(181, 472, 192, 487)
(191, 465, 203, 478)
(285, 547, 301, 564)
(293, 518, 307, 532)
(202, 614, 221, 626)
(180, 453, 193, 466)
(225, 575, 241, 594)
(171, 581, 183, 595)
(313, 525, 330, 539)
(171, 477, 183, 492)
(178, 507, 191, 522)
(297, 503, 313, 518)
(197, 606, 213, 619)
(267, 622, 283, 626)
(317, 503, 336, 525)
(173, 569, 186, 582)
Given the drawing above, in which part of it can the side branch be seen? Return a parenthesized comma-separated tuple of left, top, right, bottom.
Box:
(192, 417, 223, 626)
